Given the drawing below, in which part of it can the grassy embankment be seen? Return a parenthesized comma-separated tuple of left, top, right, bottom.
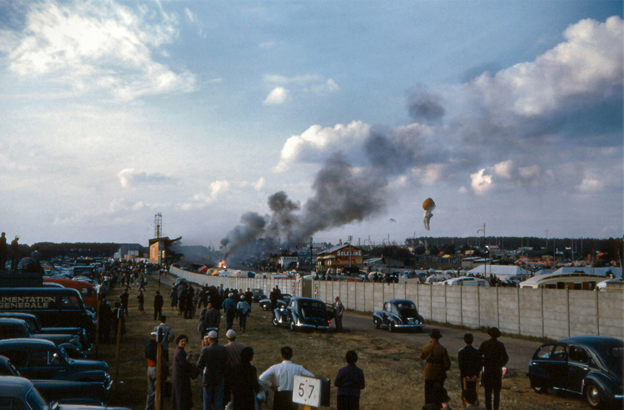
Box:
(98, 275, 588, 410)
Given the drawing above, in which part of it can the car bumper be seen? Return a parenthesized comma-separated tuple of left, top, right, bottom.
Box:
(394, 323, 425, 329)
(614, 395, 624, 399)
(294, 323, 331, 330)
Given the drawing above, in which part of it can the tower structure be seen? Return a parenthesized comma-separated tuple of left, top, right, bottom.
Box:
(154, 213, 162, 239)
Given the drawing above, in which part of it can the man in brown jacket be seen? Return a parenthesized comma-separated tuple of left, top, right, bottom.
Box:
(419, 329, 451, 408)
(479, 327, 508, 410)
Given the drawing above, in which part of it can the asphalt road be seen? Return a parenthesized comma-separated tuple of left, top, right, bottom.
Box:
(342, 311, 542, 372)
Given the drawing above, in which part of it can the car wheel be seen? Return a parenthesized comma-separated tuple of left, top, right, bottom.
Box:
(388, 323, 395, 332)
(272, 316, 279, 326)
(585, 383, 604, 409)
(374, 320, 380, 329)
(533, 385, 546, 394)
(289, 320, 295, 331)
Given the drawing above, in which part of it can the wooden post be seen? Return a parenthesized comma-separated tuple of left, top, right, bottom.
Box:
(155, 342, 163, 410)
(114, 310, 122, 390)
(95, 293, 100, 358)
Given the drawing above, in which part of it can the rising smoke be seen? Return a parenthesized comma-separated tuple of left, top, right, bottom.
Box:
(221, 152, 390, 260)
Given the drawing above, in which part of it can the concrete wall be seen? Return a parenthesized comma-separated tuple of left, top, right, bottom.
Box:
(170, 267, 624, 340)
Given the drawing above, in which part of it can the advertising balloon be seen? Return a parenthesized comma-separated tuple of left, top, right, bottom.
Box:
(422, 198, 436, 231)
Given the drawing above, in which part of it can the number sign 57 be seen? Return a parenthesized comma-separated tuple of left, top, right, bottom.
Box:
(292, 376, 321, 407)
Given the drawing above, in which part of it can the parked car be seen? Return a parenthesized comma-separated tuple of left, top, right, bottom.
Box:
(0, 338, 111, 388)
(528, 335, 623, 409)
(0, 355, 108, 405)
(0, 376, 127, 410)
(0, 318, 85, 358)
(434, 276, 491, 287)
(373, 299, 425, 332)
(0, 312, 90, 350)
(251, 288, 267, 303)
(272, 297, 331, 331)
(260, 294, 292, 311)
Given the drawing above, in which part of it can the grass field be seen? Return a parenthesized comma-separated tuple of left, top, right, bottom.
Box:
(98, 275, 590, 410)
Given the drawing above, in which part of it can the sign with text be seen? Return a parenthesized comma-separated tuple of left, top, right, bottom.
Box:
(293, 376, 321, 407)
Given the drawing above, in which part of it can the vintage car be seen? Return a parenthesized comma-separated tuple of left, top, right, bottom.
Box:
(373, 299, 425, 332)
(272, 297, 331, 331)
(0, 318, 85, 359)
(260, 294, 291, 311)
(0, 376, 128, 410)
(0, 355, 107, 405)
(0, 339, 111, 388)
(528, 336, 623, 409)
(251, 288, 267, 303)
(0, 312, 90, 350)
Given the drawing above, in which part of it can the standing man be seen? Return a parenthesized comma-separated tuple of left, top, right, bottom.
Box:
(334, 350, 365, 410)
(479, 328, 508, 410)
(222, 293, 237, 331)
(0, 233, 6, 271)
(196, 330, 228, 410)
(10, 235, 19, 272)
(145, 331, 159, 410)
(120, 289, 130, 317)
(334, 296, 345, 332)
(154, 316, 175, 365)
(458, 333, 482, 397)
(259, 346, 314, 410)
(419, 329, 451, 409)
(236, 296, 251, 332)
(224, 329, 245, 407)
(153, 290, 164, 321)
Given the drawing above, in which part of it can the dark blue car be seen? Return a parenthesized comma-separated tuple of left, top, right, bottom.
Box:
(529, 335, 623, 409)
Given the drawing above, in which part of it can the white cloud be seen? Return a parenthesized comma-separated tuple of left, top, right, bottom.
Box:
(264, 86, 289, 105)
(180, 180, 230, 210)
(470, 168, 493, 195)
(118, 168, 174, 188)
(3, 0, 196, 100)
(274, 121, 371, 172)
(184, 8, 195, 23)
(263, 73, 340, 100)
(254, 177, 266, 191)
(471, 16, 622, 118)
(493, 160, 514, 179)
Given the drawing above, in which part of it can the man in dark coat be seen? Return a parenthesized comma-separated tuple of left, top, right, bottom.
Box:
(479, 327, 508, 410)
(458, 333, 482, 397)
(154, 290, 164, 321)
(196, 331, 228, 410)
(99, 298, 113, 343)
(222, 294, 237, 331)
(0, 232, 7, 271)
(120, 289, 130, 317)
(171, 335, 193, 410)
(10, 236, 19, 272)
(419, 329, 451, 408)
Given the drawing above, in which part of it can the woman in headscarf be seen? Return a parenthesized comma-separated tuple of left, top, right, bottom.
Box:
(171, 334, 193, 410)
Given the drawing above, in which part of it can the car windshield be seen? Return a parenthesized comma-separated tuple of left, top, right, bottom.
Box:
(26, 387, 48, 410)
(604, 347, 624, 375)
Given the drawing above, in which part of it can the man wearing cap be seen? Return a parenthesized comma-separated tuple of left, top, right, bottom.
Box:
(154, 316, 175, 365)
(196, 330, 228, 410)
(419, 329, 451, 408)
(224, 329, 245, 407)
(222, 293, 237, 331)
(259, 346, 314, 410)
(479, 328, 508, 410)
(236, 296, 251, 332)
(10, 235, 19, 272)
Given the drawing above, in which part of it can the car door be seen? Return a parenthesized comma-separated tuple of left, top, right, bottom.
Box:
(546, 344, 569, 389)
(567, 345, 592, 393)
(26, 347, 67, 380)
(382, 303, 392, 327)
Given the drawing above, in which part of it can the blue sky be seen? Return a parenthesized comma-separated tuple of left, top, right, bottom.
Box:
(0, 0, 622, 248)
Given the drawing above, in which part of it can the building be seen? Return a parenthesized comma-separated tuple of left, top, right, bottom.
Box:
(316, 244, 363, 272)
(148, 236, 182, 265)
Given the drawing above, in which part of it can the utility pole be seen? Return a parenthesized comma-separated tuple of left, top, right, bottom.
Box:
(478, 224, 486, 275)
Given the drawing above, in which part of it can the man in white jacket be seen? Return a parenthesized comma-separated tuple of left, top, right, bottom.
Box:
(259, 346, 314, 410)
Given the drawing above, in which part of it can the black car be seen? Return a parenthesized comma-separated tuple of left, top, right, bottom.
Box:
(373, 299, 425, 332)
(0, 376, 128, 410)
(529, 336, 623, 409)
(0, 318, 85, 359)
(0, 355, 107, 405)
(0, 339, 111, 388)
(272, 297, 331, 331)
(260, 294, 291, 311)
(251, 289, 267, 303)
(0, 312, 90, 349)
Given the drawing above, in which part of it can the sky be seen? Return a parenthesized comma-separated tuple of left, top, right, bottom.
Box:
(0, 0, 622, 250)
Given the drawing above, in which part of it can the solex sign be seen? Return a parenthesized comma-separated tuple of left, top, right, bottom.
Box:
(293, 376, 330, 408)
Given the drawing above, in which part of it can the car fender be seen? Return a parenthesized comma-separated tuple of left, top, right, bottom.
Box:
(387, 314, 402, 324)
(528, 365, 551, 386)
(372, 312, 384, 323)
(584, 371, 623, 400)
(60, 369, 109, 384)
